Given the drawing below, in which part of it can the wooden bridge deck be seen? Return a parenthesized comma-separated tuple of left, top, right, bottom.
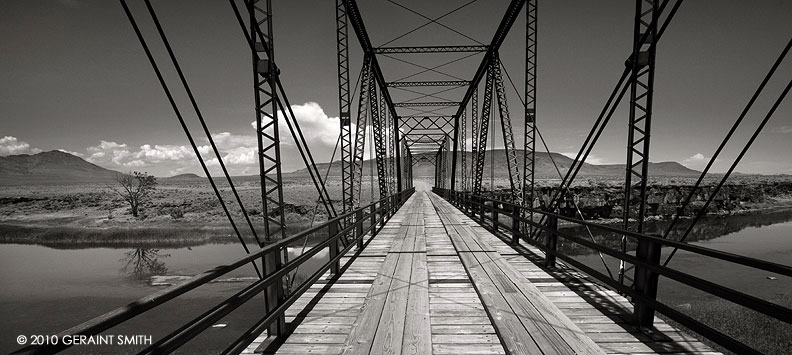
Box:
(243, 188, 719, 355)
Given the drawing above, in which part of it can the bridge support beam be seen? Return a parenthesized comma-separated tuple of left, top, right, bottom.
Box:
(620, 0, 659, 284)
(633, 237, 661, 326)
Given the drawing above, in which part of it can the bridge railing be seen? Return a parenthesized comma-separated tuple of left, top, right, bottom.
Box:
(433, 187, 792, 355)
(14, 188, 415, 355)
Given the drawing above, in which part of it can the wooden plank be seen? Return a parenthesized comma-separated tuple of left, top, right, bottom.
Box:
(341, 253, 400, 355)
(458, 251, 544, 355)
(369, 252, 413, 355)
(403, 252, 431, 355)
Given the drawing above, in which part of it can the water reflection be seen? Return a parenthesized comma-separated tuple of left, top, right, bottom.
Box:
(120, 249, 170, 280)
(557, 208, 792, 256)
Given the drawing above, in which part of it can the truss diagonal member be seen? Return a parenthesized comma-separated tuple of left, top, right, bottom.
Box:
(450, 0, 527, 191)
(369, 76, 390, 199)
(460, 108, 467, 191)
(374, 45, 488, 54)
(473, 65, 495, 194)
(470, 87, 478, 192)
(492, 55, 522, 203)
(352, 56, 372, 208)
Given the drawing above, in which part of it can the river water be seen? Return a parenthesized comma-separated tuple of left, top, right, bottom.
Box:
(1, 209, 791, 353)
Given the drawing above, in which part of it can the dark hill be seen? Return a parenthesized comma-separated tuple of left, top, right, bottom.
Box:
(0, 150, 122, 185)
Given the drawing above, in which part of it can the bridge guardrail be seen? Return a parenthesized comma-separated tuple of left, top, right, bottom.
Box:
(13, 188, 415, 355)
(433, 187, 791, 355)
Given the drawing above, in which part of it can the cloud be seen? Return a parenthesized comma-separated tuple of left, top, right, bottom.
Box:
(124, 159, 146, 167)
(33, 102, 342, 175)
(774, 126, 792, 134)
(0, 136, 41, 156)
(685, 153, 707, 162)
(560, 152, 609, 165)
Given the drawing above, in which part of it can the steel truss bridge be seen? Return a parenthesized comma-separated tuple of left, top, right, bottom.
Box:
(15, 0, 792, 354)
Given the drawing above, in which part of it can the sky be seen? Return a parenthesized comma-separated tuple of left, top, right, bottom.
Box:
(1, 0, 791, 177)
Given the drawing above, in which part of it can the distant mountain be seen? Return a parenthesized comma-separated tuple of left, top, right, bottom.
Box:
(286, 149, 701, 178)
(162, 173, 204, 181)
(0, 150, 122, 185)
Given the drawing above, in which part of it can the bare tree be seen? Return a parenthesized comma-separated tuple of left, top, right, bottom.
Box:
(114, 171, 157, 218)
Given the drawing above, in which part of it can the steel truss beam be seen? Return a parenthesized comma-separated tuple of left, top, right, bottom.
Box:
(470, 88, 478, 192)
(251, 0, 284, 243)
(369, 75, 390, 199)
(460, 107, 467, 191)
(351, 56, 372, 208)
(343, 0, 402, 191)
(394, 101, 460, 107)
(401, 116, 454, 135)
(387, 80, 471, 87)
(413, 154, 437, 166)
(451, 0, 527, 189)
(472, 64, 495, 194)
(249, 0, 284, 337)
(523, 0, 537, 233)
(374, 45, 488, 54)
(337, 0, 354, 214)
(386, 96, 396, 196)
(492, 55, 522, 203)
(621, 0, 659, 284)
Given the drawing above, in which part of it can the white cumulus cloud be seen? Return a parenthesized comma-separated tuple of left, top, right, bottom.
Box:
(0, 136, 42, 156)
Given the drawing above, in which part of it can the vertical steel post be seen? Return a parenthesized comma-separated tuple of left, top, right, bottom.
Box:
(523, 0, 537, 236)
(329, 220, 340, 275)
(511, 204, 521, 245)
(621, 0, 659, 284)
(250, 0, 285, 336)
(355, 209, 364, 249)
(545, 213, 558, 268)
(337, 0, 354, 216)
(633, 237, 661, 326)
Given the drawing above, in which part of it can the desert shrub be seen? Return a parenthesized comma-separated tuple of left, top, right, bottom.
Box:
(169, 207, 185, 220)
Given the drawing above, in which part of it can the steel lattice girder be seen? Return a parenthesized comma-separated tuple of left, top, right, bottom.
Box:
(470, 87, 478, 192)
(472, 64, 494, 194)
(460, 108, 467, 191)
(492, 55, 522, 203)
(351, 57, 372, 208)
(393, 101, 460, 107)
(523, 0, 538, 233)
(342, 0, 402, 191)
(337, 0, 354, 214)
(451, 0, 527, 189)
(623, 0, 658, 234)
(373, 45, 488, 54)
(249, 0, 285, 336)
(251, 0, 286, 244)
(401, 116, 454, 135)
(621, 0, 659, 284)
(368, 75, 390, 199)
(386, 80, 471, 87)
